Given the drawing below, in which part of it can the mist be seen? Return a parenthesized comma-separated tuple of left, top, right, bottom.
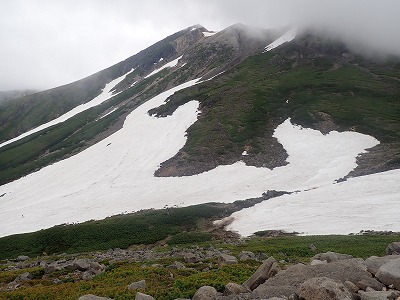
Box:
(0, 0, 399, 91)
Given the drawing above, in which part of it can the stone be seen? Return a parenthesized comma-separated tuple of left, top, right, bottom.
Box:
(310, 259, 327, 266)
(254, 259, 372, 298)
(82, 271, 94, 281)
(14, 272, 34, 282)
(299, 277, 353, 300)
(311, 252, 353, 263)
(239, 251, 256, 261)
(16, 255, 30, 261)
(218, 254, 238, 267)
(193, 286, 219, 300)
(168, 261, 185, 269)
(358, 290, 400, 300)
(252, 285, 296, 299)
(364, 255, 400, 275)
(243, 257, 280, 290)
(44, 263, 62, 274)
(386, 242, 400, 255)
(183, 253, 198, 263)
(128, 280, 146, 291)
(375, 257, 400, 290)
(135, 292, 155, 300)
(355, 276, 384, 291)
(224, 283, 250, 295)
(344, 280, 359, 293)
(78, 295, 113, 300)
(74, 258, 90, 271)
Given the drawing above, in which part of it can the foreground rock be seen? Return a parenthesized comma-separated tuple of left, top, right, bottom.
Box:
(243, 257, 280, 290)
(193, 286, 219, 300)
(299, 277, 353, 300)
(135, 292, 155, 300)
(375, 257, 400, 290)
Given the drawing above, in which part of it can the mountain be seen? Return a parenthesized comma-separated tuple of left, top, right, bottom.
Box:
(0, 24, 399, 239)
(0, 89, 38, 102)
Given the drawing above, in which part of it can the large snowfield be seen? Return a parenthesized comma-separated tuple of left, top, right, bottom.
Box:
(1, 78, 400, 238)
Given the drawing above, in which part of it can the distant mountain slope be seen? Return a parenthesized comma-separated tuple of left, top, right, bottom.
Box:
(0, 24, 283, 185)
(151, 32, 400, 178)
(0, 89, 38, 102)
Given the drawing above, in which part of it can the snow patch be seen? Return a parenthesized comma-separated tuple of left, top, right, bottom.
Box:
(263, 28, 296, 52)
(144, 56, 183, 79)
(99, 108, 118, 120)
(0, 102, 388, 237)
(203, 31, 216, 37)
(0, 72, 130, 149)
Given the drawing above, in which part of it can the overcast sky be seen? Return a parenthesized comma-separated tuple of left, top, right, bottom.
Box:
(1, 0, 399, 91)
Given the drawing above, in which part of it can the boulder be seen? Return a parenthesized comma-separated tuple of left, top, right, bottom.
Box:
(16, 255, 30, 261)
(168, 261, 186, 269)
(375, 257, 400, 290)
(299, 277, 353, 300)
(128, 280, 146, 291)
(74, 258, 90, 271)
(135, 292, 155, 300)
(218, 254, 238, 267)
(44, 263, 62, 274)
(311, 252, 353, 263)
(239, 251, 256, 261)
(358, 290, 400, 300)
(254, 259, 371, 298)
(193, 286, 219, 300)
(14, 272, 34, 282)
(183, 253, 198, 263)
(224, 283, 250, 295)
(344, 280, 359, 293)
(78, 295, 113, 300)
(243, 257, 280, 290)
(364, 255, 400, 275)
(310, 259, 327, 266)
(386, 242, 400, 255)
(355, 276, 384, 291)
(252, 285, 297, 299)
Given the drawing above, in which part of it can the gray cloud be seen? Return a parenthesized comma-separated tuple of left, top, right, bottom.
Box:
(0, 0, 399, 90)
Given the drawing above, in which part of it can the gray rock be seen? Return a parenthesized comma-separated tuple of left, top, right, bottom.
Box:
(128, 280, 146, 291)
(183, 253, 198, 263)
(78, 295, 113, 300)
(311, 251, 353, 263)
(44, 263, 62, 274)
(74, 258, 90, 271)
(358, 290, 400, 300)
(355, 276, 384, 291)
(310, 259, 327, 266)
(218, 254, 238, 267)
(344, 280, 359, 293)
(14, 272, 34, 282)
(364, 255, 400, 275)
(299, 277, 353, 300)
(224, 283, 251, 295)
(252, 285, 296, 299)
(254, 259, 371, 298)
(81, 271, 94, 281)
(168, 261, 186, 269)
(193, 286, 219, 300)
(239, 251, 256, 261)
(16, 255, 30, 261)
(386, 242, 400, 255)
(375, 257, 400, 290)
(243, 257, 280, 290)
(135, 292, 155, 300)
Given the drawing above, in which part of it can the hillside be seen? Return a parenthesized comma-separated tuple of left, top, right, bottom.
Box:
(0, 24, 399, 240)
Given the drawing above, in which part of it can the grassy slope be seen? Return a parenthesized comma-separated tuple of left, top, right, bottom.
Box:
(152, 35, 400, 176)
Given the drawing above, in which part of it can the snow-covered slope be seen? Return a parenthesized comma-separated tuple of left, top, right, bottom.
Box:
(144, 56, 183, 78)
(0, 72, 131, 149)
(263, 28, 296, 52)
(1, 78, 395, 237)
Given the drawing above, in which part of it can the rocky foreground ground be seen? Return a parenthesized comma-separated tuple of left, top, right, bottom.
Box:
(2, 241, 400, 299)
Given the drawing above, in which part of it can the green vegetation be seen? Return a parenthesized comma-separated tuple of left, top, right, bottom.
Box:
(0, 203, 235, 260)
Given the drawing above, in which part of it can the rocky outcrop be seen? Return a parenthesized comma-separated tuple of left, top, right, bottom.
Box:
(386, 242, 400, 255)
(243, 257, 280, 290)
